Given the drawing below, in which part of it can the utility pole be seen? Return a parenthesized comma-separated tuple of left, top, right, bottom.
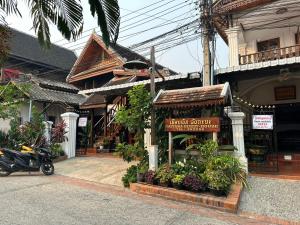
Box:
(200, 0, 215, 86)
(150, 46, 156, 145)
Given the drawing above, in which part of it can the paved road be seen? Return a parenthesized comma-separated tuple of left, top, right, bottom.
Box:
(0, 174, 278, 225)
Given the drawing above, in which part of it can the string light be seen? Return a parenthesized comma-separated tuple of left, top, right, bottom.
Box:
(233, 96, 276, 109)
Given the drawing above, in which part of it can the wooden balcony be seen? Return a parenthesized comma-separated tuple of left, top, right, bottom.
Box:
(239, 45, 300, 65)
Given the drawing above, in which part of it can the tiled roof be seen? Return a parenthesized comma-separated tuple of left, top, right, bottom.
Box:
(27, 82, 86, 106)
(154, 83, 232, 109)
(9, 29, 77, 70)
(30, 75, 79, 92)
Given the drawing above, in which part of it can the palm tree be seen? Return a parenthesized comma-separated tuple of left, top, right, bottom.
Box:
(0, 0, 120, 48)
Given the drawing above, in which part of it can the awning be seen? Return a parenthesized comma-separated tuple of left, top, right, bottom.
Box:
(154, 82, 232, 109)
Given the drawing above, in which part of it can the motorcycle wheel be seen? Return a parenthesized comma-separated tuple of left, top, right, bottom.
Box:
(0, 167, 10, 177)
(41, 163, 54, 176)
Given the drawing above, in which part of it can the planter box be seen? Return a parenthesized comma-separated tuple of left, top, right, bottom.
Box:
(130, 182, 243, 213)
(53, 155, 68, 163)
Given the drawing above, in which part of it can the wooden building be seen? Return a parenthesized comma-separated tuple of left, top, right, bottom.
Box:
(67, 32, 203, 150)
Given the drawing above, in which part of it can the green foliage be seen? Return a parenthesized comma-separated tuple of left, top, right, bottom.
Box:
(0, 83, 30, 120)
(7, 106, 45, 148)
(115, 85, 151, 164)
(155, 108, 172, 164)
(137, 161, 148, 174)
(171, 174, 185, 185)
(116, 85, 151, 147)
(115, 143, 148, 163)
(50, 143, 65, 157)
(205, 154, 249, 189)
(0, 26, 10, 66)
(122, 165, 137, 188)
(0, 130, 8, 147)
(155, 164, 175, 185)
(203, 170, 231, 193)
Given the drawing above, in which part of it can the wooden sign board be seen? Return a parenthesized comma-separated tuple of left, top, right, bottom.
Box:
(275, 86, 296, 101)
(165, 117, 220, 133)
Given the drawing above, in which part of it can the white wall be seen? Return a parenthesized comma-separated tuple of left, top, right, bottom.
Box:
(225, 0, 300, 66)
(237, 75, 300, 105)
(0, 101, 67, 133)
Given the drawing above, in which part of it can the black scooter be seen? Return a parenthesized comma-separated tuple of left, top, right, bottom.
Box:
(0, 147, 55, 177)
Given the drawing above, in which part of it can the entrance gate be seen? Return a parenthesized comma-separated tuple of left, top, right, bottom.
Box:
(243, 106, 278, 173)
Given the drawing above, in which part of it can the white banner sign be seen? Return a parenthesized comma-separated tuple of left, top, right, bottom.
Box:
(252, 115, 273, 130)
(78, 117, 88, 127)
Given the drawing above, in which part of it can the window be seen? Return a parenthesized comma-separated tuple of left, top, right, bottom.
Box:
(257, 38, 280, 52)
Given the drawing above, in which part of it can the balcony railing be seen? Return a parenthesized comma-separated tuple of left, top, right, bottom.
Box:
(239, 45, 300, 65)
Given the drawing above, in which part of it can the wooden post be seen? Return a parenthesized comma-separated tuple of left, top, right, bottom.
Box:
(168, 132, 173, 165)
(104, 104, 108, 136)
(150, 46, 156, 145)
(90, 109, 95, 146)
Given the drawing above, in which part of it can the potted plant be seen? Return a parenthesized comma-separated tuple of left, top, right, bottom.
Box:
(144, 170, 156, 184)
(137, 162, 148, 182)
(155, 164, 175, 187)
(171, 174, 185, 189)
(204, 170, 231, 196)
(183, 174, 207, 192)
(103, 137, 110, 150)
(248, 145, 267, 162)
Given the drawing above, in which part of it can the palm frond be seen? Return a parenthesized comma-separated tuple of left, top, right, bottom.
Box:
(28, 0, 51, 48)
(27, 0, 83, 48)
(88, 0, 120, 47)
(0, 0, 21, 16)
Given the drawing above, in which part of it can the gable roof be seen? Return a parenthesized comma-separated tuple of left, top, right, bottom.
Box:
(7, 74, 86, 106)
(67, 32, 176, 82)
(154, 82, 232, 109)
(8, 28, 77, 70)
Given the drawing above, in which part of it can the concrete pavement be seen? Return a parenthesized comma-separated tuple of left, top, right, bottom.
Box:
(55, 156, 135, 187)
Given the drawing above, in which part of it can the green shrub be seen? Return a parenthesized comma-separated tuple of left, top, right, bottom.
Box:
(122, 165, 137, 187)
(206, 154, 248, 188)
(115, 143, 147, 163)
(50, 143, 65, 157)
(0, 130, 8, 147)
(171, 174, 185, 186)
(204, 170, 231, 194)
(155, 164, 175, 185)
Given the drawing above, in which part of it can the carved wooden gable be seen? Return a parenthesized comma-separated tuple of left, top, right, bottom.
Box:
(67, 33, 124, 83)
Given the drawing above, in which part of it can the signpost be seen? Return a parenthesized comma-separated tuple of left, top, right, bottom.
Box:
(165, 117, 220, 132)
(252, 115, 273, 130)
(78, 117, 88, 127)
(165, 117, 220, 165)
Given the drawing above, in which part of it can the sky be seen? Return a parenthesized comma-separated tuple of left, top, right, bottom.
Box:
(5, 0, 228, 74)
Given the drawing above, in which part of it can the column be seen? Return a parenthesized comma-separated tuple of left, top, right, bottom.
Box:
(43, 121, 53, 145)
(225, 26, 241, 67)
(228, 112, 248, 173)
(61, 112, 79, 158)
(144, 126, 158, 171)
